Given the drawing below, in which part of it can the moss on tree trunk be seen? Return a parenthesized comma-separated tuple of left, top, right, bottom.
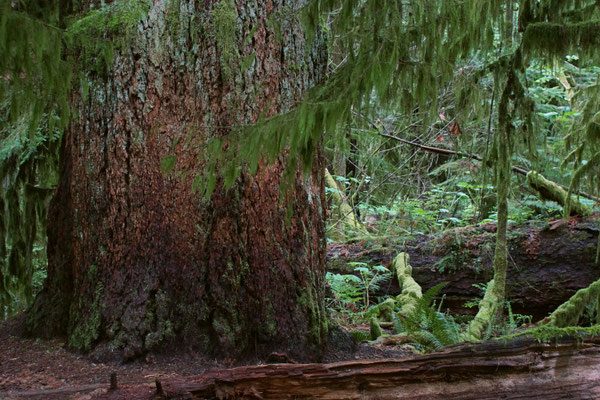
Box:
(26, 0, 329, 362)
(467, 71, 511, 340)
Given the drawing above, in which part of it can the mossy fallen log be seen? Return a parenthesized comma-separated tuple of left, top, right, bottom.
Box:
(546, 277, 600, 327)
(327, 216, 600, 320)
(526, 170, 592, 216)
(324, 168, 364, 234)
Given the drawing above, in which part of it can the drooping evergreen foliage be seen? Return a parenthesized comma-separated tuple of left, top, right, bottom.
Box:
(0, 1, 71, 316)
(201, 0, 512, 195)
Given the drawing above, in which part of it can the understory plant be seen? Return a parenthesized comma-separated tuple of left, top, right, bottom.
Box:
(392, 283, 462, 351)
(326, 262, 391, 323)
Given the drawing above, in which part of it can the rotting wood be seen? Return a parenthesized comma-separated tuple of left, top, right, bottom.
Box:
(7, 338, 600, 399)
(327, 216, 600, 319)
(171, 337, 600, 399)
(2, 383, 106, 399)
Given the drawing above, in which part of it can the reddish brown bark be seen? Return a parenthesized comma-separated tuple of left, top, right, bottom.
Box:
(26, 0, 328, 362)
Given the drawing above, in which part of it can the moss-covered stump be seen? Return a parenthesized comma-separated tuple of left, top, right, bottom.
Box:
(327, 216, 600, 320)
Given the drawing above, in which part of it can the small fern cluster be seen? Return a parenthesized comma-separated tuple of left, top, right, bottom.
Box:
(326, 262, 391, 323)
(392, 283, 462, 352)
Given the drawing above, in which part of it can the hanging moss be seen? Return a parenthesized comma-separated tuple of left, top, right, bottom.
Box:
(587, 112, 600, 142)
(524, 20, 600, 60)
(199, 0, 515, 196)
(0, 111, 60, 317)
(66, 0, 152, 74)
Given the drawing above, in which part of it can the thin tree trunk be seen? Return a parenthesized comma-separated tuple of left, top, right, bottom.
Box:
(467, 76, 511, 339)
(26, 0, 329, 362)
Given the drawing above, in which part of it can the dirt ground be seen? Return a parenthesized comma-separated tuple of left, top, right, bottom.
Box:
(0, 316, 408, 399)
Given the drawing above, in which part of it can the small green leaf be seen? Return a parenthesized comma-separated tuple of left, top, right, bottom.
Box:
(160, 154, 177, 174)
(192, 174, 202, 194)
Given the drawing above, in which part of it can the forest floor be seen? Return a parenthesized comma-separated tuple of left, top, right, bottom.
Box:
(0, 316, 408, 399)
(3, 218, 599, 398)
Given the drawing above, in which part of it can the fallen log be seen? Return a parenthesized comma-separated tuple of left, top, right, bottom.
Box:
(327, 216, 600, 319)
(13, 337, 600, 399)
(171, 337, 600, 399)
(527, 171, 593, 216)
(324, 168, 365, 234)
(2, 383, 106, 399)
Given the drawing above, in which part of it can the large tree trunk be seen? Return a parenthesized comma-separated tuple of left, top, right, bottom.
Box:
(26, 0, 328, 362)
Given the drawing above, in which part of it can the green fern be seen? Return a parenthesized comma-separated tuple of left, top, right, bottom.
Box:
(393, 282, 462, 351)
(350, 330, 371, 342)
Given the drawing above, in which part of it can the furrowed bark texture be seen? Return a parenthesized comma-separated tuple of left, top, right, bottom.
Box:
(26, 0, 328, 361)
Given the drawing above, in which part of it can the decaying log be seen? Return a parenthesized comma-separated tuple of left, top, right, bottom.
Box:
(2, 383, 106, 399)
(174, 337, 600, 399)
(325, 168, 365, 234)
(327, 216, 600, 319)
(527, 171, 593, 216)
(9, 338, 600, 399)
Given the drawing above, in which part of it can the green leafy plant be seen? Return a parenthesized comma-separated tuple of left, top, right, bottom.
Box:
(326, 262, 391, 324)
(348, 262, 392, 310)
(349, 330, 371, 342)
(506, 302, 532, 332)
(393, 283, 462, 352)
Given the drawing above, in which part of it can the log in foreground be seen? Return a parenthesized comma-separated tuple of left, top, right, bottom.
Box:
(175, 337, 600, 399)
